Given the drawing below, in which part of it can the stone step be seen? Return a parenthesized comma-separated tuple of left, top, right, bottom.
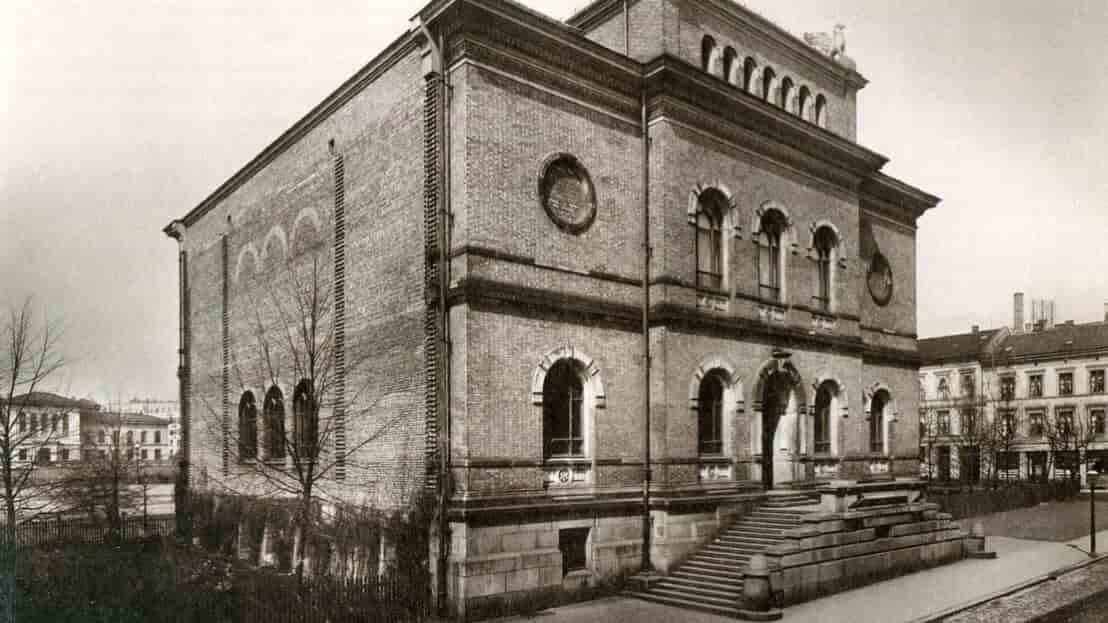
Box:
(705, 545, 762, 559)
(679, 560, 747, 580)
(626, 591, 740, 618)
(650, 587, 738, 609)
(670, 570, 745, 589)
(695, 552, 749, 567)
(656, 578, 738, 600)
(717, 533, 779, 545)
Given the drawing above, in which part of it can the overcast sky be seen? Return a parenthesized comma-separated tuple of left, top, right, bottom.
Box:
(3, 0, 1106, 402)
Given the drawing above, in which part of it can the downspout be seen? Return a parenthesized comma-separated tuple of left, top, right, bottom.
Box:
(164, 220, 190, 542)
(417, 19, 452, 617)
(639, 91, 653, 573)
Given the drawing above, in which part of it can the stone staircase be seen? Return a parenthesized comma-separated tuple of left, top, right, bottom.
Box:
(627, 495, 815, 617)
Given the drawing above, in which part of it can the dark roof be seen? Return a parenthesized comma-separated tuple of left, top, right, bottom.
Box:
(83, 411, 169, 428)
(918, 329, 1000, 365)
(6, 392, 99, 411)
(1001, 321, 1108, 360)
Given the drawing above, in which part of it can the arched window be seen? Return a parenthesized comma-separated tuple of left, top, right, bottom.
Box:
(742, 57, 758, 92)
(798, 86, 811, 119)
(701, 35, 717, 74)
(758, 209, 787, 302)
(870, 391, 888, 454)
(293, 379, 318, 461)
(238, 391, 258, 461)
(695, 189, 728, 290)
(698, 372, 725, 455)
(814, 226, 837, 312)
(761, 67, 776, 101)
(779, 76, 794, 109)
(814, 381, 835, 454)
(815, 94, 828, 128)
(722, 47, 738, 85)
(264, 386, 286, 460)
(543, 360, 585, 459)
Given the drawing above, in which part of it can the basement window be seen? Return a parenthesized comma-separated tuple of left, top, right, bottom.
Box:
(560, 527, 590, 575)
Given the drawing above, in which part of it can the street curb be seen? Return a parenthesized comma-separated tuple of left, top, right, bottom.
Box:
(905, 554, 1108, 623)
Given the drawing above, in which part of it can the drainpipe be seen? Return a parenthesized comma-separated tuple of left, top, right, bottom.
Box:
(416, 19, 453, 617)
(164, 219, 190, 542)
(640, 90, 653, 574)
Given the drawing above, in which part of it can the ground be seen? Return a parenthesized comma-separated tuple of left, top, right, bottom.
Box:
(490, 495, 1108, 623)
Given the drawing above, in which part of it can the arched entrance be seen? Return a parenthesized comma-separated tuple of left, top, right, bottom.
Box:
(753, 354, 804, 490)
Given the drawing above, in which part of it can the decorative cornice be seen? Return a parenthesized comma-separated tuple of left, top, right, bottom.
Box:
(861, 172, 941, 223)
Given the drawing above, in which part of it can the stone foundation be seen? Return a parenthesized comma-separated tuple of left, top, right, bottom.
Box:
(763, 480, 968, 606)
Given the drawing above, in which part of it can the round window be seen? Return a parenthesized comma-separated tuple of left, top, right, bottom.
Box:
(539, 154, 597, 234)
(867, 252, 894, 306)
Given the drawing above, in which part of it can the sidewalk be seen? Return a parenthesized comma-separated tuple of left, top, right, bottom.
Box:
(489, 531, 1108, 623)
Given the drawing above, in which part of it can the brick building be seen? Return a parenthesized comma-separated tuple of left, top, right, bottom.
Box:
(920, 294, 1108, 485)
(165, 0, 938, 616)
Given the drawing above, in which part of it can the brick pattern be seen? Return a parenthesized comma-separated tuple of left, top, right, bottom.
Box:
(332, 152, 346, 480)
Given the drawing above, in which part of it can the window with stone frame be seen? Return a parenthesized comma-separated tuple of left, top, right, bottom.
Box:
(1028, 374, 1043, 398)
(758, 209, 787, 302)
(18, 449, 27, 461)
(1093, 408, 1107, 436)
(813, 226, 837, 313)
(1057, 408, 1075, 435)
(543, 360, 585, 459)
(155, 430, 161, 444)
(999, 409, 1017, 437)
(264, 386, 287, 460)
(937, 377, 950, 400)
(60, 449, 69, 462)
(960, 374, 975, 399)
(16, 412, 25, 434)
(999, 376, 1016, 401)
(814, 382, 835, 454)
(1058, 372, 1074, 396)
(238, 391, 258, 461)
(1091, 370, 1105, 394)
(697, 372, 725, 455)
(293, 379, 319, 462)
(695, 190, 728, 291)
(937, 410, 951, 436)
(1029, 412, 1045, 437)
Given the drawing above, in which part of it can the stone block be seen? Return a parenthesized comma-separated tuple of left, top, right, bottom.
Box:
(505, 566, 541, 593)
(466, 572, 506, 598)
(501, 530, 538, 553)
(539, 564, 563, 587)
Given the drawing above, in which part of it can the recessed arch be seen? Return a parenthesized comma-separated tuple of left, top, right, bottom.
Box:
(864, 382, 898, 456)
(815, 94, 829, 128)
(779, 76, 794, 110)
(797, 85, 812, 119)
(531, 346, 606, 409)
(233, 242, 261, 283)
(260, 225, 289, 263)
(761, 66, 777, 101)
(701, 35, 720, 76)
(688, 357, 744, 459)
(722, 47, 739, 85)
(290, 207, 323, 255)
(742, 57, 758, 92)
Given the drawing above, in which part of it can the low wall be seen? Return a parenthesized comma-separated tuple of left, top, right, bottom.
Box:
(764, 481, 968, 606)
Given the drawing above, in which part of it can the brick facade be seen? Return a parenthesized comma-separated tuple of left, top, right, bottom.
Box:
(167, 0, 938, 617)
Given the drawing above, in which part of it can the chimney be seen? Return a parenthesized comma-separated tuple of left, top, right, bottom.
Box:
(1013, 292, 1024, 332)
(971, 325, 979, 334)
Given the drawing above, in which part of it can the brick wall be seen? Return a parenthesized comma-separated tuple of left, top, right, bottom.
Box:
(183, 45, 428, 510)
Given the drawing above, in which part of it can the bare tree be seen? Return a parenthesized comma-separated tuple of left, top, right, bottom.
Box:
(0, 299, 67, 623)
(199, 251, 412, 584)
(54, 412, 143, 541)
(1042, 407, 1098, 483)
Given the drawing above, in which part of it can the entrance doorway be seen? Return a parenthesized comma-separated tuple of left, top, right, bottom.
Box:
(760, 367, 797, 490)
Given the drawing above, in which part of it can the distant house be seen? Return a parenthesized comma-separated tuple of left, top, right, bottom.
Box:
(80, 411, 172, 463)
(6, 392, 92, 465)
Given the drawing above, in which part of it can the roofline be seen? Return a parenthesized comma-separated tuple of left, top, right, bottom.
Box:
(166, 27, 422, 230)
(568, 0, 868, 88)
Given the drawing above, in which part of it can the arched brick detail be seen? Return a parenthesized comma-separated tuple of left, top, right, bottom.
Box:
(687, 184, 741, 238)
(810, 374, 849, 419)
(687, 356, 744, 412)
(751, 356, 808, 414)
(751, 200, 799, 254)
(233, 242, 260, 283)
(863, 382, 898, 420)
(530, 346, 606, 409)
(290, 207, 323, 253)
(260, 225, 289, 263)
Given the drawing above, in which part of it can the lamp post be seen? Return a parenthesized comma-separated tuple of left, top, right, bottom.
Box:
(1090, 469, 1099, 556)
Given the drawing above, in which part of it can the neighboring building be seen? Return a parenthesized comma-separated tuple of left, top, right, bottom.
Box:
(80, 411, 173, 463)
(6, 392, 92, 465)
(165, 0, 938, 615)
(106, 397, 180, 422)
(921, 293, 1108, 484)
